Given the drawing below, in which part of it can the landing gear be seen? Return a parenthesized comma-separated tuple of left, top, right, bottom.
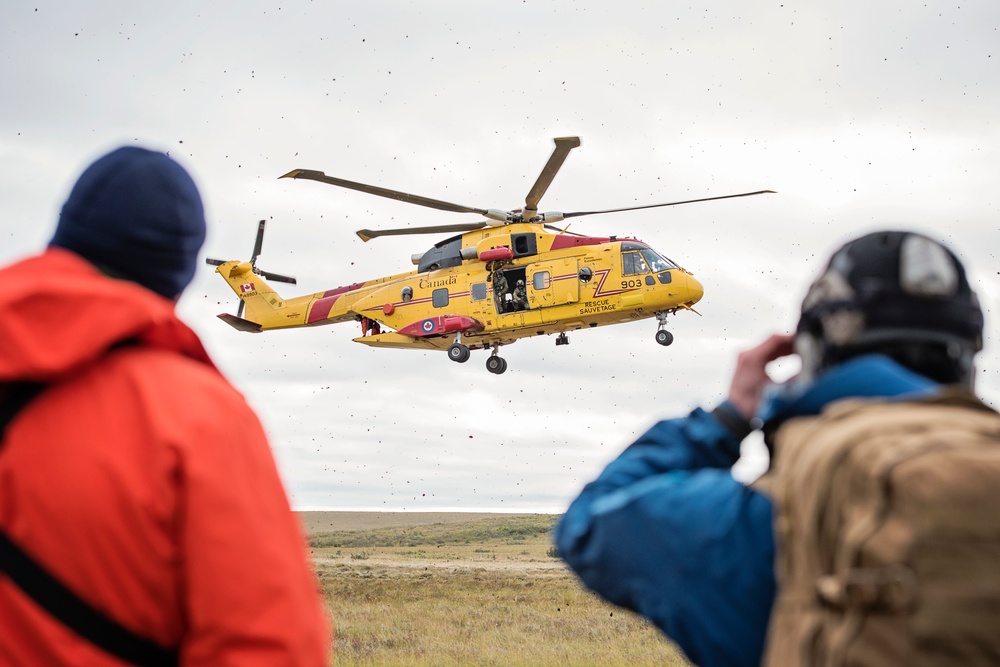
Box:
(448, 342, 471, 363)
(555, 332, 569, 346)
(655, 310, 674, 347)
(486, 344, 507, 374)
(486, 355, 508, 374)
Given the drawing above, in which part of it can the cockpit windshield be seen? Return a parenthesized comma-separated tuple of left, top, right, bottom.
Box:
(642, 248, 677, 272)
(621, 241, 678, 274)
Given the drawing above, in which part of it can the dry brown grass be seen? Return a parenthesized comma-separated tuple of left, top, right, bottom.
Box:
(302, 512, 691, 667)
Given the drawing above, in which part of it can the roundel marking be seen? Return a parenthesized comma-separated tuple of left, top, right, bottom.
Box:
(421, 319, 436, 333)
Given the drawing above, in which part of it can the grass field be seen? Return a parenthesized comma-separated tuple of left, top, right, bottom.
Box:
(302, 512, 691, 667)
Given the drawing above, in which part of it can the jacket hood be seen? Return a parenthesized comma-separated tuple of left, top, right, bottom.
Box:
(756, 354, 938, 429)
(0, 248, 214, 382)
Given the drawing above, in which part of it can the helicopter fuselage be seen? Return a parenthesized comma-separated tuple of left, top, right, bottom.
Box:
(212, 222, 704, 360)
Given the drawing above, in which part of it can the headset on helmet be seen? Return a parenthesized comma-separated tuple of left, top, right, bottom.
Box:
(795, 230, 983, 386)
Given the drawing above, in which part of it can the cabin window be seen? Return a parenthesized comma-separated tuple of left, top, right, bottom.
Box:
(401, 286, 413, 302)
(432, 288, 450, 308)
(471, 282, 488, 301)
(533, 271, 550, 290)
(645, 275, 655, 286)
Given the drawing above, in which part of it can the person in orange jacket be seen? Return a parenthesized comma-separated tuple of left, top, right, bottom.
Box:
(0, 146, 330, 666)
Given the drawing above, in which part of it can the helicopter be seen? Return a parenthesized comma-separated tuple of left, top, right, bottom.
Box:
(206, 137, 773, 374)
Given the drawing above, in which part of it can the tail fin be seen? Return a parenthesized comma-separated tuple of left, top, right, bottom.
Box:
(213, 261, 287, 322)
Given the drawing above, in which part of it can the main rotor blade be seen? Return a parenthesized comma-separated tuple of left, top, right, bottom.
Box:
(251, 219, 266, 261)
(561, 190, 776, 219)
(524, 137, 581, 214)
(356, 221, 489, 242)
(281, 169, 490, 215)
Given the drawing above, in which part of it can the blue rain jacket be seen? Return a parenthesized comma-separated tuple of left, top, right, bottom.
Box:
(555, 355, 937, 667)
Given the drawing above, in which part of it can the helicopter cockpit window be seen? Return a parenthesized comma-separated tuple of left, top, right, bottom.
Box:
(641, 248, 677, 273)
(622, 251, 649, 276)
(622, 241, 678, 276)
(432, 288, 449, 308)
(471, 282, 487, 301)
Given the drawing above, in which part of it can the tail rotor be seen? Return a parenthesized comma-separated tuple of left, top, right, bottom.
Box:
(206, 219, 297, 317)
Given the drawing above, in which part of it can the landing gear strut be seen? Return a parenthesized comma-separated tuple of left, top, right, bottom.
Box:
(655, 311, 674, 347)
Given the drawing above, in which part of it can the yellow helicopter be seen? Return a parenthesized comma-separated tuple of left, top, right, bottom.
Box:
(207, 137, 772, 374)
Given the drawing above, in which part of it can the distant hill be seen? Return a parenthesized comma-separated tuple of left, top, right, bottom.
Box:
(297, 510, 557, 536)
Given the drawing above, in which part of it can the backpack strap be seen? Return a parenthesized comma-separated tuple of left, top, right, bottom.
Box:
(0, 381, 179, 667)
(0, 382, 46, 442)
(0, 531, 179, 667)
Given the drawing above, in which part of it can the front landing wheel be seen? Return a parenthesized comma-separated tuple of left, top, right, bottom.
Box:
(448, 343, 471, 363)
(486, 356, 508, 374)
(655, 330, 674, 347)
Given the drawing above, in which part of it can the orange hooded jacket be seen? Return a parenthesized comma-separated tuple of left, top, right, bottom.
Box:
(0, 248, 330, 665)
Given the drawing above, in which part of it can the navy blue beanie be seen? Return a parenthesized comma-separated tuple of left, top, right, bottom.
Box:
(50, 146, 207, 299)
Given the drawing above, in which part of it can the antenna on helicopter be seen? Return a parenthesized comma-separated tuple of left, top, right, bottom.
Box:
(205, 219, 297, 317)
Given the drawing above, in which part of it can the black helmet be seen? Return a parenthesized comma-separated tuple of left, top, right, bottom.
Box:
(795, 230, 983, 385)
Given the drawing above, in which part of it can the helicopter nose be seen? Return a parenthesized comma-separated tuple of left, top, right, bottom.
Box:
(686, 273, 705, 305)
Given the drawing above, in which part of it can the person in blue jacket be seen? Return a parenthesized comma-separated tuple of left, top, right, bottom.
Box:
(554, 230, 984, 667)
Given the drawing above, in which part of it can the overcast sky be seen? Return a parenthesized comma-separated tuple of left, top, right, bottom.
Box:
(2, 1, 997, 511)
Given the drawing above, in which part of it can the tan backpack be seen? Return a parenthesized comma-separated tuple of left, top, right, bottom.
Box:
(762, 390, 1000, 666)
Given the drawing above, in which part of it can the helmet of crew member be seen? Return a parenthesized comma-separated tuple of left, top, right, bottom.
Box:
(795, 230, 983, 386)
(517, 280, 525, 287)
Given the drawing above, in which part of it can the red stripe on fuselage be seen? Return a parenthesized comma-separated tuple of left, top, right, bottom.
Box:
(360, 292, 472, 314)
(308, 295, 340, 323)
(309, 282, 376, 322)
(549, 235, 610, 251)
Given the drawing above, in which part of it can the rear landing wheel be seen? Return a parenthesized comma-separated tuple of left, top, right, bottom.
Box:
(486, 356, 508, 374)
(655, 330, 674, 346)
(448, 343, 471, 363)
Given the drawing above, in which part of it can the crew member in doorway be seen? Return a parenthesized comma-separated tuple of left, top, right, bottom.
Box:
(493, 269, 509, 311)
(512, 279, 528, 311)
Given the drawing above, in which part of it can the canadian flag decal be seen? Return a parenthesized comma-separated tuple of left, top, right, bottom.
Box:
(240, 283, 255, 293)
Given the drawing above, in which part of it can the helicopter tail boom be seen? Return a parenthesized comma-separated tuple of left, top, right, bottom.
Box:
(211, 260, 288, 324)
